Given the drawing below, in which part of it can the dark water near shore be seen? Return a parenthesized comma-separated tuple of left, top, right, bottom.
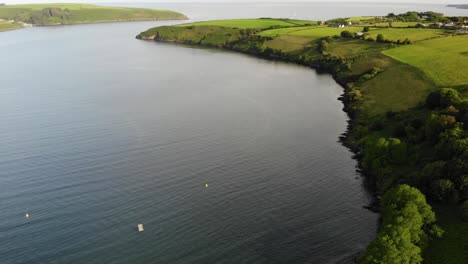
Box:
(1, 2, 439, 263)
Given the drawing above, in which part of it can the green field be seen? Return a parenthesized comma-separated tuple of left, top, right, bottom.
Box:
(384, 35, 468, 87)
(346, 16, 377, 22)
(366, 27, 450, 42)
(260, 26, 362, 38)
(0, 19, 21, 31)
(179, 18, 317, 29)
(365, 22, 420, 28)
(357, 55, 436, 114)
(264, 35, 315, 52)
(424, 205, 468, 264)
(0, 3, 187, 26)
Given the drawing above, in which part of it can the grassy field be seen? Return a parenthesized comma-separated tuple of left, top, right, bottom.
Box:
(264, 35, 315, 52)
(0, 19, 21, 31)
(0, 3, 187, 26)
(356, 55, 436, 114)
(327, 39, 391, 57)
(178, 18, 317, 29)
(384, 35, 468, 87)
(346, 16, 377, 22)
(366, 27, 450, 42)
(260, 26, 363, 38)
(424, 204, 468, 264)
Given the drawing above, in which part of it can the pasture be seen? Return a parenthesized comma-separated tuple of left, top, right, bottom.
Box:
(383, 35, 468, 87)
(179, 18, 317, 29)
(0, 20, 21, 31)
(366, 27, 450, 42)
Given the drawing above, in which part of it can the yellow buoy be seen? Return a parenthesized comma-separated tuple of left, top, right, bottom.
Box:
(25, 213, 30, 218)
(205, 184, 208, 188)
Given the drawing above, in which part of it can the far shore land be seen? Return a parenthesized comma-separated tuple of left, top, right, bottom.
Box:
(0, 3, 188, 32)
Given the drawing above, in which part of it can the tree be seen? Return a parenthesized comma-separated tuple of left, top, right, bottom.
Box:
(376, 34, 385, 43)
(439, 88, 462, 107)
(359, 185, 439, 264)
(419, 161, 446, 187)
(430, 179, 454, 201)
(363, 26, 370, 32)
(318, 39, 329, 53)
(425, 114, 457, 142)
(340, 30, 354, 38)
(426, 88, 462, 109)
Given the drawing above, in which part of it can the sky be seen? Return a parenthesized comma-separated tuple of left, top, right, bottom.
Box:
(2, 0, 466, 4)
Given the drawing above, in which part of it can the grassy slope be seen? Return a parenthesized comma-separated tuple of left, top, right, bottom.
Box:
(384, 35, 468, 87)
(259, 26, 362, 38)
(179, 18, 317, 29)
(138, 18, 466, 264)
(0, 20, 21, 31)
(424, 204, 468, 264)
(357, 55, 436, 115)
(365, 28, 450, 42)
(0, 3, 187, 26)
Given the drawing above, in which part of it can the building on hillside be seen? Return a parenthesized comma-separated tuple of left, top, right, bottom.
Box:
(443, 22, 455, 29)
(332, 24, 346, 28)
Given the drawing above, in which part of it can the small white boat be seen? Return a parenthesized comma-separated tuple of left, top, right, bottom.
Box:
(138, 224, 144, 232)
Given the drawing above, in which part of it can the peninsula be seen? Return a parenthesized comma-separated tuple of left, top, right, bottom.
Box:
(138, 13, 468, 263)
(0, 3, 187, 31)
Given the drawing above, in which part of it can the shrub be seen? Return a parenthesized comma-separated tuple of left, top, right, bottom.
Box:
(376, 34, 385, 43)
(440, 88, 462, 107)
(426, 88, 462, 109)
(340, 30, 354, 38)
(430, 179, 455, 201)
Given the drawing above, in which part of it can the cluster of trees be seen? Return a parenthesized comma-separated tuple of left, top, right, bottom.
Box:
(360, 87, 467, 204)
(339, 29, 411, 45)
(371, 33, 411, 44)
(386, 11, 468, 24)
(359, 185, 443, 264)
(239, 28, 263, 36)
(386, 11, 444, 22)
(421, 88, 468, 202)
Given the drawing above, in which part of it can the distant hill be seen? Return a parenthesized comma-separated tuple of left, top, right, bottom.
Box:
(447, 4, 468, 9)
(0, 3, 187, 26)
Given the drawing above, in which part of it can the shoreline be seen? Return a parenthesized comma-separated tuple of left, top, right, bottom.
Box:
(0, 18, 189, 32)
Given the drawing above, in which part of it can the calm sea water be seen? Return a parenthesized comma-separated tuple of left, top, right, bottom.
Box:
(2, 1, 456, 263)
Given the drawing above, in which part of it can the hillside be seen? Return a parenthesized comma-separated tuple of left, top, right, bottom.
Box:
(137, 14, 468, 264)
(0, 3, 187, 27)
(0, 19, 21, 31)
